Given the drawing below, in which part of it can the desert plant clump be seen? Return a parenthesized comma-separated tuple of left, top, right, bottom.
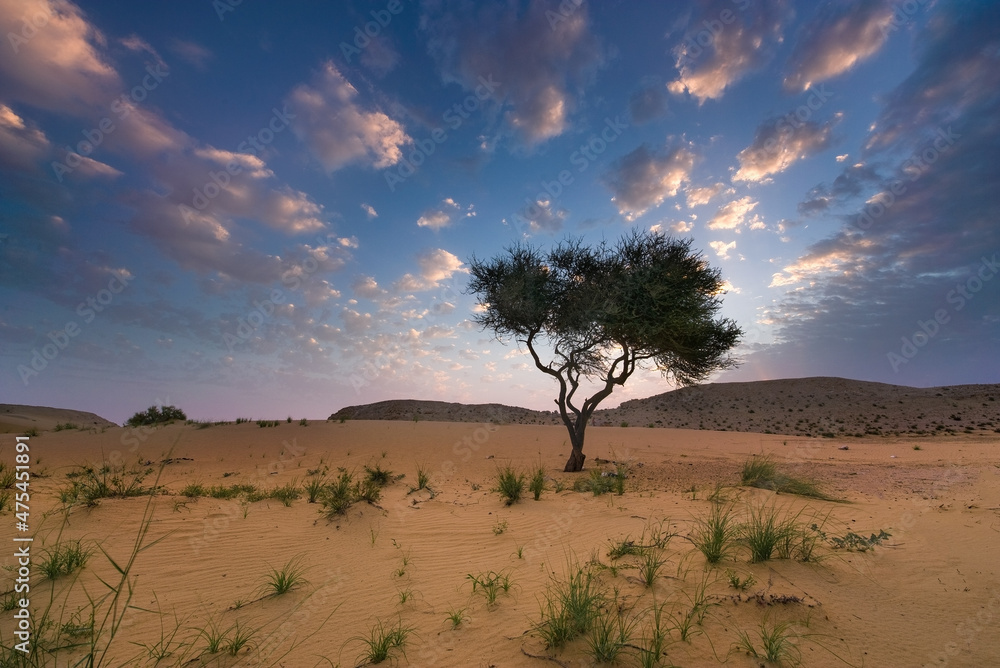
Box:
(744, 502, 800, 563)
(351, 617, 414, 665)
(740, 455, 835, 500)
(467, 570, 514, 607)
(303, 476, 325, 503)
(529, 464, 546, 500)
(125, 404, 186, 427)
(493, 465, 526, 506)
(534, 565, 604, 648)
(735, 618, 801, 666)
(269, 480, 301, 507)
(260, 556, 309, 596)
(321, 470, 356, 516)
(692, 502, 740, 564)
(60, 461, 154, 507)
(39, 540, 92, 579)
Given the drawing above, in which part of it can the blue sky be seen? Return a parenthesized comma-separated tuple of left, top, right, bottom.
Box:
(1, 0, 997, 423)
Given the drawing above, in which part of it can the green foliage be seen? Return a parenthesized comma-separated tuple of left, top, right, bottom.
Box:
(321, 471, 356, 516)
(260, 556, 309, 596)
(363, 462, 394, 487)
(573, 469, 617, 496)
(744, 503, 799, 563)
(584, 603, 637, 664)
(225, 620, 257, 656)
(303, 476, 325, 503)
(735, 618, 800, 666)
(467, 570, 513, 607)
(269, 480, 301, 507)
(60, 461, 153, 507)
(39, 540, 91, 579)
(725, 569, 757, 591)
(493, 465, 526, 506)
(693, 502, 740, 564)
(529, 465, 546, 500)
(827, 529, 891, 552)
(534, 565, 604, 648)
(637, 548, 667, 588)
(352, 617, 413, 665)
(468, 230, 743, 470)
(125, 404, 186, 427)
(446, 607, 467, 628)
(740, 454, 835, 500)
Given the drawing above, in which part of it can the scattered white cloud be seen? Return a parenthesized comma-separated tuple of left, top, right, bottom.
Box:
(708, 196, 758, 231)
(709, 240, 736, 258)
(287, 61, 411, 173)
(603, 143, 697, 221)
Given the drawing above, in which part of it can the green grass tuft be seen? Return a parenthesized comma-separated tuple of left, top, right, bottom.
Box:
(493, 465, 526, 506)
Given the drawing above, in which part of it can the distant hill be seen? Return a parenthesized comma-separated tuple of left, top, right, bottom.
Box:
(330, 399, 561, 425)
(330, 377, 1000, 437)
(0, 404, 118, 433)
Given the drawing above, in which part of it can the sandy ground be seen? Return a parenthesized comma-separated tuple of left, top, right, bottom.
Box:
(2, 420, 999, 667)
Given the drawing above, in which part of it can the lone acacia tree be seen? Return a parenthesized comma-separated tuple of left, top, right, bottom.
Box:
(468, 229, 742, 472)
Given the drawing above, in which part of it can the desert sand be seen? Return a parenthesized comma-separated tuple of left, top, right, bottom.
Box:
(2, 418, 999, 667)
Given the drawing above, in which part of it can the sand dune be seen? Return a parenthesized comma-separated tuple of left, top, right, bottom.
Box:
(0, 404, 116, 434)
(2, 419, 998, 667)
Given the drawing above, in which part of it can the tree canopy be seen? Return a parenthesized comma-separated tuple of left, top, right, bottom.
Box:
(468, 229, 742, 471)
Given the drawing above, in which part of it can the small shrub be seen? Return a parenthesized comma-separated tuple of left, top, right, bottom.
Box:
(125, 405, 186, 427)
(529, 465, 546, 501)
(744, 503, 798, 563)
(467, 570, 513, 607)
(352, 617, 413, 665)
(735, 618, 800, 665)
(180, 483, 205, 497)
(269, 481, 301, 507)
(446, 607, 466, 628)
(693, 502, 739, 564)
(304, 477, 325, 503)
(260, 556, 309, 596)
(39, 540, 91, 579)
(492, 519, 508, 535)
(321, 471, 356, 516)
(740, 455, 835, 500)
(493, 465, 526, 506)
(725, 569, 756, 591)
(535, 565, 603, 648)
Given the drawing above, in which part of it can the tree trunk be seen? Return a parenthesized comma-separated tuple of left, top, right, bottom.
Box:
(562, 416, 589, 472)
(564, 447, 586, 472)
